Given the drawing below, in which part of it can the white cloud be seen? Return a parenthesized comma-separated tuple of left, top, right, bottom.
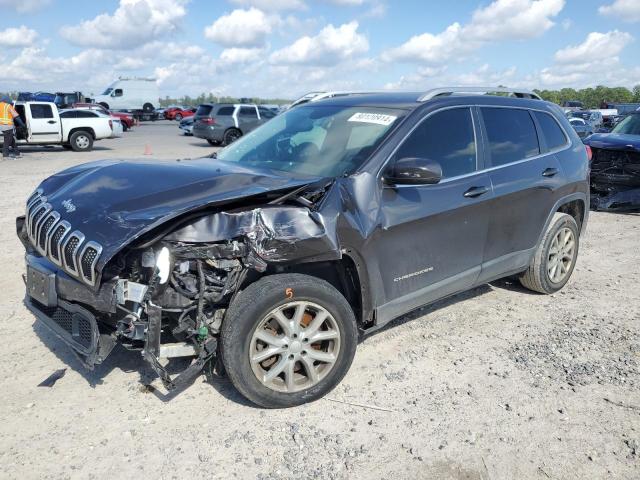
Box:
(220, 47, 266, 64)
(60, 0, 188, 49)
(270, 21, 369, 65)
(383, 0, 564, 64)
(204, 8, 276, 48)
(0, 26, 38, 48)
(554, 30, 633, 64)
(599, 0, 640, 23)
(0, 0, 51, 13)
(229, 0, 306, 10)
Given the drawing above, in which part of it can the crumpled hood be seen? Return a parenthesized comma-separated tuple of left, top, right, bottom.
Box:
(35, 157, 321, 274)
(585, 133, 640, 150)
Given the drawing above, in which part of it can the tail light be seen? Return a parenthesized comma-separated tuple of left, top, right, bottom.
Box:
(201, 118, 216, 125)
(585, 145, 592, 162)
(109, 120, 113, 131)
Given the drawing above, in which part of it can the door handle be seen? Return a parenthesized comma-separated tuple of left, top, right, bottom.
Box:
(542, 167, 559, 177)
(47, 120, 57, 124)
(463, 186, 489, 198)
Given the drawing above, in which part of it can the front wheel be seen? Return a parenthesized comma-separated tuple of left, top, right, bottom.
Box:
(220, 274, 357, 408)
(519, 213, 579, 294)
(69, 131, 93, 152)
(174, 113, 183, 121)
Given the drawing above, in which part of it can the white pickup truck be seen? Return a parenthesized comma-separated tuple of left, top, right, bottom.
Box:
(8, 101, 114, 152)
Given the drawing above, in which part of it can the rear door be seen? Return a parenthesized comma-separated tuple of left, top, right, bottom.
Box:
(238, 106, 260, 132)
(371, 107, 494, 323)
(478, 107, 565, 281)
(27, 103, 61, 143)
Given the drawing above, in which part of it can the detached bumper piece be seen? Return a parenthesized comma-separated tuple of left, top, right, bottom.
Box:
(27, 298, 116, 369)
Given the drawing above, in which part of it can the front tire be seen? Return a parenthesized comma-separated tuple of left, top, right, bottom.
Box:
(143, 103, 154, 113)
(69, 131, 93, 152)
(520, 213, 579, 294)
(220, 274, 357, 408)
(174, 113, 183, 121)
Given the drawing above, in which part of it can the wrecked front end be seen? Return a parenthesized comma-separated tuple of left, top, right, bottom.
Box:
(589, 146, 640, 211)
(19, 183, 339, 390)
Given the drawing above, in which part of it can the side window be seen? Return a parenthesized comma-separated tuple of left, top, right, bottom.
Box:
(258, 107, 276, 119)
(59, 111, 77, 118)
(481, 108, 540, 166)
(533, 111, 568, 151)
(114, 89, 123, 97)
(239, 106, 258, 118)
(30, 104, 54, 119)
(393, 108, 477, 179)
(217, 107, 234, 116)
(75, 111, 98, 118)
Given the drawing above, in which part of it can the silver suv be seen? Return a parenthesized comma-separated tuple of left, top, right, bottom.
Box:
(192, 103, 276, 146)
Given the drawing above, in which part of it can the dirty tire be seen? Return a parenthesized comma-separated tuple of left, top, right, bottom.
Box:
(222, 128, 242, 146)
(220, 273, 357, 408)
(520, 212, 579, 294)
(69, 131, 93, 152)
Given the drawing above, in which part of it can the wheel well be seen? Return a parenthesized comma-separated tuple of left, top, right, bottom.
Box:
(69, 127, 95, 140)
(557, 199, 585, 231)
(269, 257, 364, 326)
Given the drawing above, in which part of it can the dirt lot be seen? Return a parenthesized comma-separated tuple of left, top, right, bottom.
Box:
(0, 121, 638, 480)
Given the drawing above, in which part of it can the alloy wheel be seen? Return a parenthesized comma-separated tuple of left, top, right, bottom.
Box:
(547, 227, 576, 283)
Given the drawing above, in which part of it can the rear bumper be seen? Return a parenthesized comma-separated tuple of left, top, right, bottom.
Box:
(193, 124, 223, 141)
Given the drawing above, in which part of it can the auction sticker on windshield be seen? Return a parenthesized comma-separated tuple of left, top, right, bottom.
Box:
(348, 112, 397, 126)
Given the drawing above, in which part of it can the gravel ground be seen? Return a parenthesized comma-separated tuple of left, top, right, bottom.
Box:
(0, 122, 638, 479)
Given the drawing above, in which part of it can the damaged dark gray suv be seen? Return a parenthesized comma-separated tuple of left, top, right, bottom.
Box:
(18, 88, 590, 408)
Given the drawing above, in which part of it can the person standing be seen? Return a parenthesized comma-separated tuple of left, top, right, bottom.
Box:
(0, 95, 23, 158)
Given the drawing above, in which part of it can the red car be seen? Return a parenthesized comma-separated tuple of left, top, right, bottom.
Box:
(164, 107, 196, 121)
(73, 103, 135, 131)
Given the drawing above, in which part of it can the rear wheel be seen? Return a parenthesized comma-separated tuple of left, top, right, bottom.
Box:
(174, 113, 183, 121)
(143, 103, 154, 113)
(520, 213, 579, 294)
(220, 274, 357, 408)
(223, 128, 242, 146)
(69, 131, 93, 152)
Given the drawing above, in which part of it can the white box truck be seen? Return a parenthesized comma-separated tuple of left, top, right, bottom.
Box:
(93, 78, 159, 119)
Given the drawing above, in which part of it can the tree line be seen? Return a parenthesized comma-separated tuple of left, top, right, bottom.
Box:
(533, 85, 640, 109)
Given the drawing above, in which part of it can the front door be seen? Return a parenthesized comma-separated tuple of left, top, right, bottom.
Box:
(369, 107, 494, 324)
(27, 103, 61, 143)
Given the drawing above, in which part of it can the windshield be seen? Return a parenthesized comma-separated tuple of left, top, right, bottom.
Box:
(216, 105, 406, 177)
(612, 114, 640, 135)
(102, 88, 113, 95)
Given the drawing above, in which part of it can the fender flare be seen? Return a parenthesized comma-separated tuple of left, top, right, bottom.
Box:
(535, 192, 588, 249)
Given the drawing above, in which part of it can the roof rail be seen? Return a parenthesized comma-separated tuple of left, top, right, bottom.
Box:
(419, 87, 542, 102)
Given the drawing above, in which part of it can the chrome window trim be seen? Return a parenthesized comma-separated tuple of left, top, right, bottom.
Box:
(61, 231, 85, 275)
(79, 241, 103, 286)
(49, 220, 71, 267)
(379, 104, 573, 188)
(37, 211, 60, 256)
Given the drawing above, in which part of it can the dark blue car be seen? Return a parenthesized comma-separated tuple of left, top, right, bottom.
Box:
(585, 112, 640, 210)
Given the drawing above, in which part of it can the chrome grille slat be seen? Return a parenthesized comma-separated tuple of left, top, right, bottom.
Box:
(24, 190, 102, 286)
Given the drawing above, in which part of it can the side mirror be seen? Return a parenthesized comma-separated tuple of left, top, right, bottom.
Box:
(385, 157, 442, 185)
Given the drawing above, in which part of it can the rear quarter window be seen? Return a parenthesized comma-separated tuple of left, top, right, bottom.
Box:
(196, 105, 213, 116)
(216, 106, 234, 116)
(481, 108, 540, 167)
(533, 111, 568, 151)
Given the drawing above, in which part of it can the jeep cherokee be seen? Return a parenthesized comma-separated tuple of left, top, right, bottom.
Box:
(17, 87, 590, 408)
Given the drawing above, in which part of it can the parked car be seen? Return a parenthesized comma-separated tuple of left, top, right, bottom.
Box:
(179, 116, 194, 135)
(165, 107, 196, 121)
(568, 117, 594, 140)
(54, 92, 85, 109)
(5, 101, 114, 151)
(288, 91, 383, 109)
(584, 112, 640, 211)
(561, 100, 583, 111)
(73, 103, 135, 131)
(568, 110, 604, 129)
(93, 78, 158, 113)
(18, 92, 56, 102)
(16, 87, 590, 408)
(192, 103, 271, 145)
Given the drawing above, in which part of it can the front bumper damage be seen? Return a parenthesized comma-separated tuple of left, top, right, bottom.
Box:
(590, 147, 640, 211)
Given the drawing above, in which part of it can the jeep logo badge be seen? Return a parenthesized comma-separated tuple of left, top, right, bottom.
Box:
(62, 199, 76, 213)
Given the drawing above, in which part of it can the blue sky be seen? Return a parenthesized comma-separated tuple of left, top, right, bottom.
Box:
(0, 0, 638, 99)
